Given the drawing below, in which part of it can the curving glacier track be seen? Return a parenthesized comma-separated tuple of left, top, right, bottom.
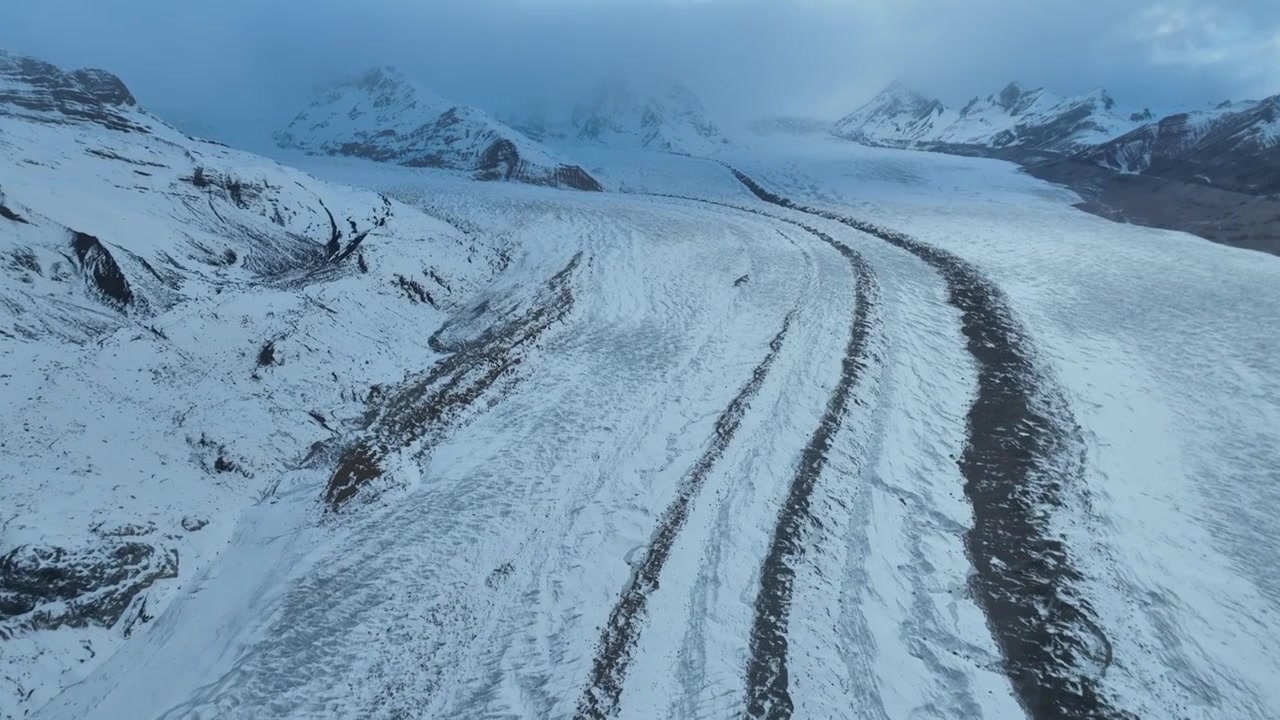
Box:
(25, 145, 1280, 720)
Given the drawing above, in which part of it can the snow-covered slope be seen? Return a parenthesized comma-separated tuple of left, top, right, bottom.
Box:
(831, 82, 950, 148)
(529, 77, 731, 157)
(0, 50, 501, 718)
(1074, 95, 1280, 194)
(939, 83, 1146, 152)
(275, 67, 602, 191)
(835, 81, 1150, 155)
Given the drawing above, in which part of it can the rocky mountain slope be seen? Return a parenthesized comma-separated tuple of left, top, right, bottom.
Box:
(518, 77, 731, 157)
(1071, 95, 1280, 195)
(0, 50, 503, 718)
(275, 67, 601, 191)
(833, 78, 1279, 253)
(835, 81, 1149, 156)
(1026, 94, 1280, 254)
(0, 50, 150, 134)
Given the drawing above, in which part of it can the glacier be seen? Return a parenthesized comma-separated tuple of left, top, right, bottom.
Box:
(3, 55, 1280, 720)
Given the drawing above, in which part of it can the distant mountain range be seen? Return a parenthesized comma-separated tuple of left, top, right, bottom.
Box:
(6, 43, 1273, 250)
(825, 80, 1279, 252)
(833, 81, 1151, 156)
(831, 80, 1279, 196)
(275, 67, 603, 191)
(274, 69, 738, 190)
(511, 76, 732, 157)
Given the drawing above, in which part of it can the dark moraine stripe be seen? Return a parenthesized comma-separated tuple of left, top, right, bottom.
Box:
(640, 191, 881, 719)
(728, 167, 1126, 720)
(578, 313, 794, 719)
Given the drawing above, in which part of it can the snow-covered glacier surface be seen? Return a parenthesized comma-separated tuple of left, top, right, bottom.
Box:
(730, 136, 1280, 719)
(5, 125, 1279, 720)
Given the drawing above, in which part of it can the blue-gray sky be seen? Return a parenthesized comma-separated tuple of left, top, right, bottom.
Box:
(2, 0, 1278, 143)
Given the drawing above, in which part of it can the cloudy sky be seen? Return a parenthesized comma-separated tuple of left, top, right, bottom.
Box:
(2, 0, 1278, 142)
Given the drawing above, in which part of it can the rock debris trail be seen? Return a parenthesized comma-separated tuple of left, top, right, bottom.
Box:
(728, 168, 1125, 720)
(722, 204, 878, 720)
(325, 252, 582, 510)
(653, 191, 883, 720)
(576, 312, 794, 719)
(742, 252, 874, 718)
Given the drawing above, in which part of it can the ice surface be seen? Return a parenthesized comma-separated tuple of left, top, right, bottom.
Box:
(733, 135, 1280, 718)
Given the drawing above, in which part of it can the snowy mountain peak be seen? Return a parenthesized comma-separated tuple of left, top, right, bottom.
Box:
(878, 80, 925, 99)
(996, 82, 1038, 112)
(560, 75, 730, 156)
(1091, 89, 1117, 111)
(0, 50, 154, 134)
(276, 67, 602, 191)
(351, 65, 404, 87)
(869, 81, 943, 115)
(836, 80, 1142, 155)
(334, 65, 445, 109)
(832, 82, 948, 147)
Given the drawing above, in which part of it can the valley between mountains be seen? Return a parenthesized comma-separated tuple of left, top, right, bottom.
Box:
(2, 51, 1279, 720)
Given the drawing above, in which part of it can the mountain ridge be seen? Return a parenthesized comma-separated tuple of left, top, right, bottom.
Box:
(512, 76, 732, 157)
(0, 49, 158, 134)
(275, 67, 603, 191)
(834, 80, 1150, 155)
(831, 78, 1280, 253)
(1071, 94, 1280, 194)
